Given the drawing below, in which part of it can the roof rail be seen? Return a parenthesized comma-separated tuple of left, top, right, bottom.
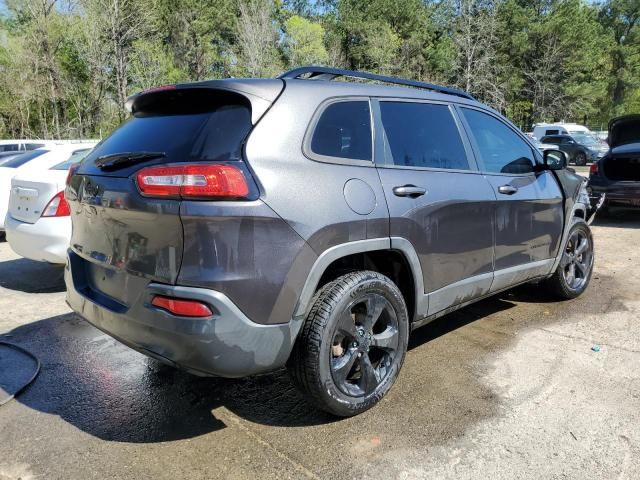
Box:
(279, 66, 476, 101)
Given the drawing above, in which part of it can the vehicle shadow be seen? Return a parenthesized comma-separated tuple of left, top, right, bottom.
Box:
(4, 293, 524, 443)
(592, 208, 640, 229)
(0, 257, 65, 293)
(4, 313, 334, 442)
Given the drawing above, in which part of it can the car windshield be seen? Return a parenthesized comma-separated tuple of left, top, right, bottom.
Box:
(51, 149, 91, 170)
(1, 149, 48, 168)
(573, 134, 599, 146)
(0, 153, 21, 166)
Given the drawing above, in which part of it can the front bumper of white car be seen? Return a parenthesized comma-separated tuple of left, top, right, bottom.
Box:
(5, 214, 71, 264)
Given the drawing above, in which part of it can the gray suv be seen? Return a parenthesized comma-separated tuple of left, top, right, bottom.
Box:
(64, 67, 596, 416)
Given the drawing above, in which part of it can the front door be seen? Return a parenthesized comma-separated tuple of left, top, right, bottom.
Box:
(458, 107, 564, 292)
(373, 99, 496, 318)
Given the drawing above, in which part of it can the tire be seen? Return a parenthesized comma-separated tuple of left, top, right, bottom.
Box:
(575, 151, 587, 166)
(288, 271, 409, 417)
(544, 222, 594, 299)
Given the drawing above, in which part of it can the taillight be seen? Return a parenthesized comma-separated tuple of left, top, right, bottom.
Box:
(136, 164, 249, 199)
(42, 191, 70, 217)
(589, 162, 599, 175)
(151, 295, 213, 317)
(66, 163, 80, 186)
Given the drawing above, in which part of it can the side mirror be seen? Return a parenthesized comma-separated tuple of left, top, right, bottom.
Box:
(543, 149, 568, 170)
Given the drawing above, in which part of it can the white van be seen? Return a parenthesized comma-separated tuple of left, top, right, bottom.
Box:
(532, 123, 591, 140)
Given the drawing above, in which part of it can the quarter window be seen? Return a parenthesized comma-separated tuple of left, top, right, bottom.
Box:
(380, 102, 469, 170)
(462, 108, 536, 174)
(310, 101, 372, 161)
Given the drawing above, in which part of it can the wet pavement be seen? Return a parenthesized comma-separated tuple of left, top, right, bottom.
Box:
(0, 212, 639, 479)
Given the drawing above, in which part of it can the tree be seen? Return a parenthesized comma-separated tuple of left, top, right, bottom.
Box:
(236, 0, 282, 77)
(452, 0, 505, 110)
(284, 15, 329, 66)
(599, 0, 640, 114)
(84, 0, 149, 121)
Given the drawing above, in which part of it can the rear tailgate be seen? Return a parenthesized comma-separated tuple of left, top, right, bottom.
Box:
(67, 84, 278, 307)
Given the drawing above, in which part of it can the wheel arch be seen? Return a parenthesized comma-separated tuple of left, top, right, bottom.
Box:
(293, 238, 425, 323)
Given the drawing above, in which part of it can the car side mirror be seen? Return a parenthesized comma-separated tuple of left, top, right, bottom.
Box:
(543, 150, 567, 170)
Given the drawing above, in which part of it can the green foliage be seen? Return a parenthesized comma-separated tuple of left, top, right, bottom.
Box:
(0, 0, 637, 139)
(285, 15, 329, 66)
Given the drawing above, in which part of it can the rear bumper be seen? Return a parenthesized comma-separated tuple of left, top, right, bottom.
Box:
(65, 251, 301, 377)
(589, 183, 640, 207)
(5, 215, 70, 263)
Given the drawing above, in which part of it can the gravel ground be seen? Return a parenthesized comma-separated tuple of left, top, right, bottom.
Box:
(0, 209, 638, 480)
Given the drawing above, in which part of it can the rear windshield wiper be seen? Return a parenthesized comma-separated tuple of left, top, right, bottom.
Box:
(95, 151, 166, 171)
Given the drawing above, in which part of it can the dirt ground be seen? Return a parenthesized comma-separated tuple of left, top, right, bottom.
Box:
(0, 209, 639, 480)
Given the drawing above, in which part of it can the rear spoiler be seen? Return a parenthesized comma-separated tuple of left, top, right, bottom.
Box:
(125, 79, 285, 125)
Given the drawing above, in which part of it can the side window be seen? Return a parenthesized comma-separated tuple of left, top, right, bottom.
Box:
(310, 100, 372, 161)
(379, 102, 469, 170)
(461, 108, 536, 174)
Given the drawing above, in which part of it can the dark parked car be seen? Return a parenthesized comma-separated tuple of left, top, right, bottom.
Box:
(588, 114, 640, 212)
(541, 133, 608, 166)
(65, 67, 597, 417)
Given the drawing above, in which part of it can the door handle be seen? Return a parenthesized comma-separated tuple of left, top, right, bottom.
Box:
(498, 185, 518, 195)
(393, 185, 427, 198)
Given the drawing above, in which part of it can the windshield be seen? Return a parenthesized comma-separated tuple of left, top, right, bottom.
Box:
(573, 134, 599, 146)
(51, 149, 91, 170)
(1, 149, 48, 168)
(0, 153, 21, 166)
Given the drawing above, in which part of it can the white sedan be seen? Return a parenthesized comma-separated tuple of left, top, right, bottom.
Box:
(4, 144, 96, 263)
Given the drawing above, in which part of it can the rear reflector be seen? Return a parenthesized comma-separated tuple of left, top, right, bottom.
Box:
(151, 295, 213, 317)
(136, 164, 249, 199)
(42, 191, 71, 217)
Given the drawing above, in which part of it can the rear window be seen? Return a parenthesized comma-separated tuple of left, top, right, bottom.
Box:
(1, 149, 48, 168)
(0, 144, 19, 152)
(81, 89, 252, 174)
(51, 149, 92, 170)
(24, 143, 45, 151)
(309, 100, 372, 161)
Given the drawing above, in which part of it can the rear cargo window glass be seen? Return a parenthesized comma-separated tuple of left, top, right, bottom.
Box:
(380, 102, 469, 170)
(1, 149, 48, 168)
(310, 101, 372, 161)
(85, 90, 252, 166)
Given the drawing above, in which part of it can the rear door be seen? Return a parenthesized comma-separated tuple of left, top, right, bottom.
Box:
(373, 99, 496, 317)
(458, 106, 563, 292)
(68, 88, 259, 307)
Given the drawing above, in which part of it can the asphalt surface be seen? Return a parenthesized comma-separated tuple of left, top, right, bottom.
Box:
(0, 209, 639, 479)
